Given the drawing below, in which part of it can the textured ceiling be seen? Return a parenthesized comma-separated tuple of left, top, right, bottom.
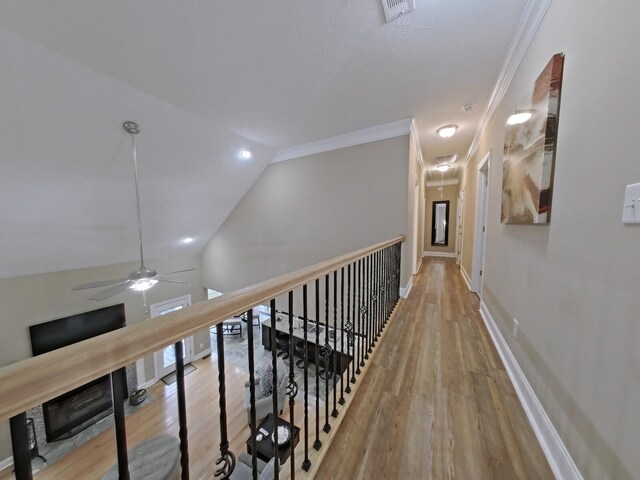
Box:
(0, 0, 527, 278)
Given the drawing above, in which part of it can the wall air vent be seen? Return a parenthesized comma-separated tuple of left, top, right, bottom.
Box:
(381, 0, 415, 23)
(433, 154, 458, 165)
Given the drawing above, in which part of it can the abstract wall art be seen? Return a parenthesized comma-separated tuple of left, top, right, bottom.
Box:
(501, 53, 565, 224)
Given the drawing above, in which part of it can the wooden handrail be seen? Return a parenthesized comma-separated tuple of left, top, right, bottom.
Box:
(0, 236, 403, 421)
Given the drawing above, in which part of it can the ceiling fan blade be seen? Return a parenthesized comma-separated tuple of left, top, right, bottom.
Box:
(157, 279, 188, 284)
(72, 278, 130, 291)
(89, 281, 132, 301)
(156, 268, 195, 277)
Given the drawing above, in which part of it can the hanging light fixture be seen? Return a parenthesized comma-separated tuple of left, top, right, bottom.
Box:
(71, 121, 194, 301)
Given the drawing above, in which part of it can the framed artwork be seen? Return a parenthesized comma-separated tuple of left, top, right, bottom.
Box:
(501, 53, 565, 224)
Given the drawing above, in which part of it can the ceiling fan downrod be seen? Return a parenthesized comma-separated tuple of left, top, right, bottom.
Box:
(123, 121, 146, 269)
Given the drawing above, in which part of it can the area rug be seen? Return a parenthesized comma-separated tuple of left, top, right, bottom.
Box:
(161, 363, 197, 385)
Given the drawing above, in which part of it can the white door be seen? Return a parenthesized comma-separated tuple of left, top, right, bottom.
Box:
(152, 295, 193, 378)
(472, 152, 491, 295)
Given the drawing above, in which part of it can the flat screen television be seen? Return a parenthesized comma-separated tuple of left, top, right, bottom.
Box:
(29, 304, 127, 441)
(29, 303, 126, 356)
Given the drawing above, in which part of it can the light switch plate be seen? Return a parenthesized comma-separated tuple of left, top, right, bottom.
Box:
(622, 183, 640, 224)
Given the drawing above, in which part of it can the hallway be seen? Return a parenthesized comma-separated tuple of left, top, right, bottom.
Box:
(317, 258, 553, 479)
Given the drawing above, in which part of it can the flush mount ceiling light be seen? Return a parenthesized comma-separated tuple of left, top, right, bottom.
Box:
(239, 149, 252, 160)
(437, 164, 450, 172)
(462, 103, 474, 112)
(182, 237, 194, 244)
(507, 110, 533, 125)
(436, 125, 458, 138)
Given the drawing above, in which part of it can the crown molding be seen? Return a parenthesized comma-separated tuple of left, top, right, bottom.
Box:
(463, 0, 553, 169)
(426, 178, 459, 187)
(271, 118, 413, 164)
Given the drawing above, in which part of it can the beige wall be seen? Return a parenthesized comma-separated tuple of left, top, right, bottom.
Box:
(0, 254, 207, 460)
(424, 184, 458, 255)
(201, 135, 411, 294)
(461, 1, 640, 478)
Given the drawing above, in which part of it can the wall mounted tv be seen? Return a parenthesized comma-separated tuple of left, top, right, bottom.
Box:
(29, 303, 126, 356)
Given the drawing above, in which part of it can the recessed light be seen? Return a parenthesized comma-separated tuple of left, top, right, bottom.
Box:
(182, 237, 194, 244)
(507, 110, 533, 125)
(437, 164, 450, 172)
(436, 125, 458, 138)
(239, 149, 252, 160)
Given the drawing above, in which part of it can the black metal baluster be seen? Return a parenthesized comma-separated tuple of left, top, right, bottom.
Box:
(10, 413, 33, 480)
(346, 263, 354, 391)
(323, 274, 331, 433)
(372, 251, 379, 345)
(358, 258, 364, 370)
(313, 278, 322, 450)
(287, 292, 298, 479)
(364, 255, 370, 360)
(110, 368, 129, 480)
(339, 267, 346, 404)
(376, 250, 382, 341)
(215, 323, 236, 478)
(384, 247, 392, 323)
(174, 341, 189, 480)
(369, 254, 375, 355)
(331, 271, 338, 418)
(302, 285, 312, 471)
(269, 300, 280, 478)
(383, 248, 389, 325)
(246, 308, 258, 480)
(395, 243, 401, 306)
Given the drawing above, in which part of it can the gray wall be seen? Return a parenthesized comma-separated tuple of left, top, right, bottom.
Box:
(202, 135, 411, 293)
(461, 1, 640, 478)
(0, 254, 208, 461)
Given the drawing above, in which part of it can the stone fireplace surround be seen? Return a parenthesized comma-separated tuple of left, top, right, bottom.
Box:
(27, 364, 138, 460)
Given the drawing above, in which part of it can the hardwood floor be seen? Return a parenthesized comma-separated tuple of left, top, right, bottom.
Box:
(3, 258, 552, 479)
(316, 258, 553, 479)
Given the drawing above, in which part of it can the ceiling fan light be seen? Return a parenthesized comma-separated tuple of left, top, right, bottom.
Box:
(507, 110, 533, 125)
(129, 278, 158, 291)
(436, 125, 458, 138)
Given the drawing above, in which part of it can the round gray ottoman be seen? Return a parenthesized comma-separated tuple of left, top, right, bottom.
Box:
(103, 434, 180, 480)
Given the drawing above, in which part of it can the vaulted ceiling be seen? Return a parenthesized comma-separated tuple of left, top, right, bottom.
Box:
(0, 0, 527, 278)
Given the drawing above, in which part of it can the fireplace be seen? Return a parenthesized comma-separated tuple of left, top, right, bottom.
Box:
(29, 304, 128, 442)
(42, 371, 127, 442)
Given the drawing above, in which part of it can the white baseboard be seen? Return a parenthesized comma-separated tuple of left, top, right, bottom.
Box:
(0, 456, 12, 473)
(400, 277, 413, 298)
(423, 251, 456, 258)
(138, 378, 157, 390)
(460, 265, 473, 291)
(193, 348, 211, 361)
(479, 301, 583, 480)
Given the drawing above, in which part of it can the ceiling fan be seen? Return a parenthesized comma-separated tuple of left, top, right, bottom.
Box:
(73, 121, 194, 301)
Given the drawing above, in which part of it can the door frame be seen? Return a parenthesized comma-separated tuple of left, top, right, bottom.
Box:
(456, 189, 465, 266)
(151, 294, 194, 378)
(471, 151, 491, 295)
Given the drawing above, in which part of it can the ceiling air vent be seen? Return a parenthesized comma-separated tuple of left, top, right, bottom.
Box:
(382, 0, 415, 22)
(433, 154, 458, 165)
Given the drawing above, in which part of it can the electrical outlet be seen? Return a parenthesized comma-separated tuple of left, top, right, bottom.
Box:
(513, 318, 519, 339)
(199, 343, 204, 349)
